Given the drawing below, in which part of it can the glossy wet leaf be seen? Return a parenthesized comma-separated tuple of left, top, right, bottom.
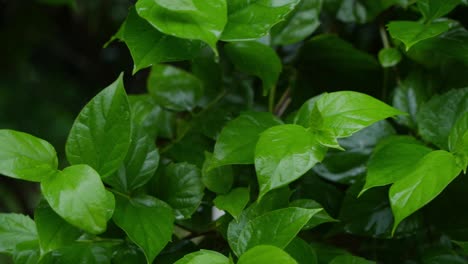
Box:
(211, 112, 282, 168)
(284, 237, 318, 264)
(66, 74, 132, 178)
(174, 250, 230, 264)
(235, 207, 319, 256)
(109, 7, 203, 73)
(135, 0, 227, 52)
(336, 0, 403, 24)
(221, 0, 300, 41)
(0, 214, 37, 254)
(224, 41, 282, 95)
(271, 0, 322, 45)
(255, 124, 327, 198)
(41, 165, 115, 234)
(0, 130, 58, 182)
(361, 137, 432, 195)
(238, 245, 297, 264)
(214, 187, 250, 220)
(449, 112, 468, 170)
(111, 243, 147, 264)
(157, 163, 204, 220)
(390, 150, 462, 233)
(418, 0, 461, 22)
(113, 195, 174, 264)
(329, 255, 375, 264)
(34, 200, 81, 252)
(387, 20, 452, 51)
(38, 244, 112, 264)
(378, 48, 402, 68)
(147, 65, 203, 112)
(202, 152, 233, 194)
(289, 199, 336, 229)
(417, 88, 468, 150)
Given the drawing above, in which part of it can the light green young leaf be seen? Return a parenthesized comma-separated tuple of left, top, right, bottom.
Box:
(0, 214, 37, 254)
(387, 20, 452, 51)
(237, 245, 298, 264)
(221, 0, 300, 41)
(0, 130, 58, 182)
(329, 255, 375, 264)
(378, 47, 402, 68)
(41, 165, 115, 234)
(174, 250, 230, 264)
(271, 0, 323, 45)
(214, 187, 250, 220)
(284, 237, 318, 264)
(66, 74, 132, 178)
(255, 124, 327, 199)
(418, 0, 461, 22)
(236, 207, 320, 256)
(136, 0, 227, 53)
(147, 65, 203, 112)
(224, 41, 282, 95)
(109, 7, 204, 73)
(202, 152, 233, 194)
(390, 150, 462, 233)
(157, 163, 204, 220)
(449, 112, 468, 171)
(211, 112, 283, 168)
(34, 200, 81, 252)
(113, 195, 174, 264)
(417, 88, 468, 150)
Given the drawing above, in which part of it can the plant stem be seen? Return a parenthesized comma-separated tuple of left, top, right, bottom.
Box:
(379, 25, 390, 49)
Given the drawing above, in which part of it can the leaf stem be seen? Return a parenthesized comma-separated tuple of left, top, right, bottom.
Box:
(379, 25, 391, 49)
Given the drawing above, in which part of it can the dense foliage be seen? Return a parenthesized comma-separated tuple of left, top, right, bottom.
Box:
(1, 0, 468, 263)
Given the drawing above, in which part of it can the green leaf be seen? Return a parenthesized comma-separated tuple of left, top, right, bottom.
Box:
(202, 152, 233, 194)
(387, 20, 452, 51)
(417, 88, 468, 150)
(221, 0, 300, 41)
(0, 130, 58, 182)
(135, 0, 227, 53)
(224, 42, 282, 95)
(34, 200, 81, 252)
(289, 199, 336, 229)
(41, 165, 115, 234)
(0, 214, 37, 254)
(111, 243, 146, 264)
(13, 240, 40, 264)
(214, 188, 250, 220)
(211, 112, 283, 168)
(329, 255, 375, 264)
(113, 195, 174, 264)
(147, 65, 203, 111)
(174, 250, 230, 264)
(157, 163, 204, 220)
(284, 237, 318, 264)
(66, 74, 132, 178)
(312, 91, 404, 138)
(418, 0, 461, 22)
(109, 7, 203, 73)
(237, 245, 298, 264)
(390, 150, 462, 233)
(361, 137, 432, 195)
(235, 207, 320, 256)
(255, 124, 328, 198)
(271, 0, 323, 45)
(378, 48, 402, 68)
(336, 0, 403, 24)
(449, 112, 468, 171)
(38, 244, 111, 264)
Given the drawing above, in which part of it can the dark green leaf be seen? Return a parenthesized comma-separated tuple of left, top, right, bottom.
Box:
(329, 255, 375, 264)
(255, 124, 327, 198)
(157, 163, 204, 219)
(174, 250, 230, 264)
(113, 195, 174, 264)
(0, 130, 57, 182)
(111, 243, 146, 264)
(109, 7, 204, 73)
(418, 0, 461, 22)
(449, 112, 468, 171)
(284, 237, 318, 264)
(13, 240, 39, 264)
(214, 187, 250, 220)
(387, 20, 452, 51)
(38, 244, 112, 264)
(66, 74, 132, 178)
(309, 242, 351, 264)
(378, 48, 402, 68)
(202, 152, 233, 194)
(41, 165, 115, 234)
(224, 42, 282, 95)
(237, 245, 297, 264)
(390, 150, 462, 233)
(34, 200, 81, 252)
(271, 0, 322, 45)
(147, 65, 203, 112)
(289, 199, 336, 229)
(211, 112, 283, 168)
(221, 0, 300, 41)
(417, 88, 468, 149)
(336, 0, 403, 24)
(0, 214, 37, 254)
(136, 0, 227, 52)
